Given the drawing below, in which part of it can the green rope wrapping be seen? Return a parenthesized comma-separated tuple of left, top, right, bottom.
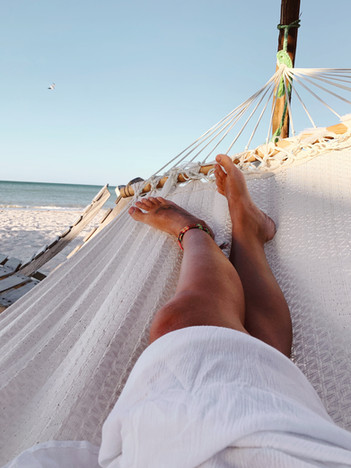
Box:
(272, 19, 300, 141)
(277, 18, 301, 31)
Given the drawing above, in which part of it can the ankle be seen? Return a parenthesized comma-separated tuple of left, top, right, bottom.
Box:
(229, 201, 276, 246)
(230, 204, 259, 239)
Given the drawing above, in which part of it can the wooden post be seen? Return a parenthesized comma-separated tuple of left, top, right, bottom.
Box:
(272, 0, 301, 139)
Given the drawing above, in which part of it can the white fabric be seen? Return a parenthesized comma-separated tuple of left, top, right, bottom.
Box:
(99, 326, 351, 468)
(3, 441, 99, 468)
(1, 144, 351, 464)
(5, 327, 351, 468)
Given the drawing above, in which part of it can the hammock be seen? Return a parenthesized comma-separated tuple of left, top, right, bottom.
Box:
(1, 66, 351, 465)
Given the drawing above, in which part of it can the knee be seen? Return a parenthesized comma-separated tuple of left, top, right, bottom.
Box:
(149, 291, 207, 343)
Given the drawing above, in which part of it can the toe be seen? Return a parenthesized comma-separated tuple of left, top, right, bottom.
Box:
(156, 197, 166, 204)
(214, 166, 225, 194)
(146, 197, 158, 205)
(214, 164, 225, 180)
(216, 154, 234, 173)
(135, 200, 152, 211)
(140, 198, 156, 209)
(128, 206, 144, 220)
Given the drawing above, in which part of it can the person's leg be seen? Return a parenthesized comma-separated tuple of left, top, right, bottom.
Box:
(214, 154, 292, 357)
(128, 197, 248, 343)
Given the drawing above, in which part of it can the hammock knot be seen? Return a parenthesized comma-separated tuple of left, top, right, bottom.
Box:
(182, 163, 202, 180)
(131, 180, 149, 199)
(276, 18, 300, 60)
(160, 169, 179, 197)
(277, 19, 301, 31)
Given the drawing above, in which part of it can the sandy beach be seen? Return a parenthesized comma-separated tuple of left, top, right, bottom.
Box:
(0, 208, 106, 275)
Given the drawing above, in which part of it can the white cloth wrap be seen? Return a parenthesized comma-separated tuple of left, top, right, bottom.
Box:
(5, 326, 351, 467)
(3, 441, 99, 468)
(99, 326, 351, 468)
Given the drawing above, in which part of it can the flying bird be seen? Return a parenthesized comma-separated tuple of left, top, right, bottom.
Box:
(48, 83, 56, 90)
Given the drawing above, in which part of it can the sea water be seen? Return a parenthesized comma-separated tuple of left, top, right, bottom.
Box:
(0, 180, 118, 211)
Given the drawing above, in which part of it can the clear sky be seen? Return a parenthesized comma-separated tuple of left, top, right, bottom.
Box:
(1, 0, 351, 186)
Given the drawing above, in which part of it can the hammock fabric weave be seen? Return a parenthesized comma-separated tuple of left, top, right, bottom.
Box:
(1, 138, 351, 465)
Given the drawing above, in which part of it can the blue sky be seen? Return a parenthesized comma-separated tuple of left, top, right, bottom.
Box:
(1, 0, 351, 186)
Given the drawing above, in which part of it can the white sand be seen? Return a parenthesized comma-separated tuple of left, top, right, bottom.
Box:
(0, 208, 106, 274)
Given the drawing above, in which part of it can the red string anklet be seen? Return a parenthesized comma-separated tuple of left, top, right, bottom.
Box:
(177, 223, 213, 250)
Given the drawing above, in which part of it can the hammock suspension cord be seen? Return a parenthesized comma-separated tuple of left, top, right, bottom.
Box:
(125, 67, 351, 200)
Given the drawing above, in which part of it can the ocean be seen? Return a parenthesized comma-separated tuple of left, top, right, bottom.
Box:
(0, 180, 118, 211)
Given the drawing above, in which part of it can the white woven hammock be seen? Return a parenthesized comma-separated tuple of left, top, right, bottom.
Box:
(1, 66, 351, 465)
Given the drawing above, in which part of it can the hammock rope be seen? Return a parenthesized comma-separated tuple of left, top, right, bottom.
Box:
(126, 67, 351, 201)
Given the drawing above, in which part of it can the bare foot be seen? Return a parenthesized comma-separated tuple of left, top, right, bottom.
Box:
(214, 154, 276, 244)
(129, 197, 213, 239)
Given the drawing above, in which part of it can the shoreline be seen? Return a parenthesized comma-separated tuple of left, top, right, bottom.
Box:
(0, 205, 89, 212)
(0, 207, 106, 274)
